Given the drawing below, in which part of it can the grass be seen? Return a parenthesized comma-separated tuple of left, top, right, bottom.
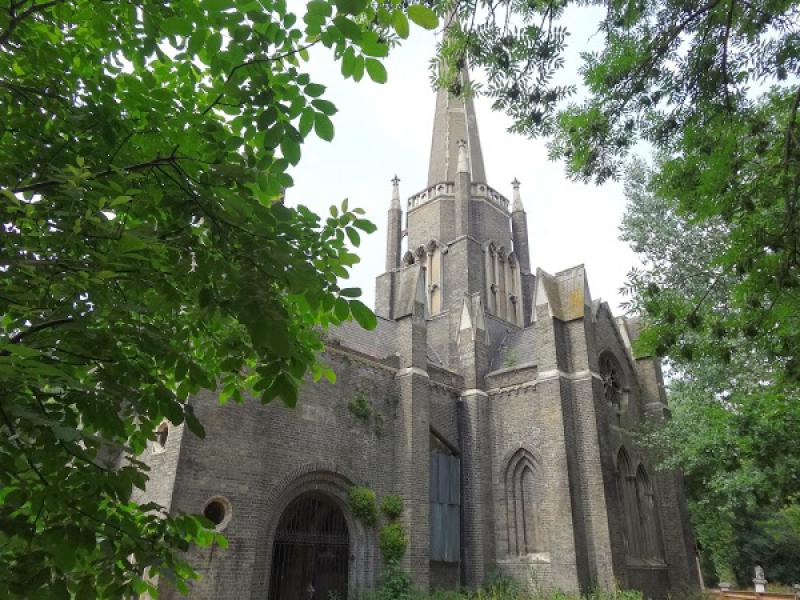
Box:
(353, 573, 647, 600)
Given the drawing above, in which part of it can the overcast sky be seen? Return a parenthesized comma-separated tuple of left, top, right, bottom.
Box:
(285, 4, 640, 314)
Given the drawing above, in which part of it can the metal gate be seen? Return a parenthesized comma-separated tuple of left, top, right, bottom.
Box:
(268, 492, 350, 600)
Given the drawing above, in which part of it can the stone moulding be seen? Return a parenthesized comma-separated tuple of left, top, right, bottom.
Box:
(406, 181, 510, 212)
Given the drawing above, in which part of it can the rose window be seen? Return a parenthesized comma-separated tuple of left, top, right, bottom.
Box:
(600, 354, 622, 410)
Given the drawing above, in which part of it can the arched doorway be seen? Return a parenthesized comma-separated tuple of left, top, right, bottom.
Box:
(268, 492, 350, 600)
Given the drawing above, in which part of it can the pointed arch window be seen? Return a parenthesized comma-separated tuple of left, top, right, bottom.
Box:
(483, 242, 521, 326)
(505, 449, 547, 556)
(425, 240, 443, 315)
(616, 449, 665, 563)
(616, 448, 639, 557)
(635, 465, 665, 561)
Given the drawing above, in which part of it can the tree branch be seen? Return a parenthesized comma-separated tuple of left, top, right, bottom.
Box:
(0, 0, 62, 46)
(201, 41, 319, 116)
(11, 155, 184, 194)
(6, 316, 73, 345)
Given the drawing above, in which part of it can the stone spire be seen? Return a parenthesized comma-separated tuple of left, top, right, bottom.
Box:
(427, 69, 487, 186)
(511, 178, 524, 212)
(511, 178, 531, 274)
(386, 175, 403, 271)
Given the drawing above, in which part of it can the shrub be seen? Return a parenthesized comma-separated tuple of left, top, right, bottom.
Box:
(378, 561, 413, 600)
(348, 394, 372, 421)
(380, 495, 404, 521)
(348, 486, 377, 526)
(379, 522, 408, 562)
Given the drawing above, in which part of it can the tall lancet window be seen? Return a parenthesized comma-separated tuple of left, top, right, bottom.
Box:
(483, 241, 522, 326)
(485, 242, 498, 314)
(496, 247, 508, 321)
(426, 240, 443, 314)
(507, 253, 522, 326)
(635, 465, 665, 561)
(505, 449, 547, 556)
(616, 448, 639, 557)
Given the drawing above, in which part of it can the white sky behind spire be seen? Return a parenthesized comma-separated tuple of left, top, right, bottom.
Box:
(286, 3, 640, 313)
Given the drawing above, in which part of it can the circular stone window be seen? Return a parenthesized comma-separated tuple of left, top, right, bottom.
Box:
(203, 496, 232, 531)
(599, 353, 623, 411)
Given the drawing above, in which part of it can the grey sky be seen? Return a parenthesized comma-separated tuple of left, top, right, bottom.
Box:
(285, 4, 639, 314)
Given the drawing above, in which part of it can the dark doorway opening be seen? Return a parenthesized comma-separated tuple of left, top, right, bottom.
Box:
(268, 492, 350, 600)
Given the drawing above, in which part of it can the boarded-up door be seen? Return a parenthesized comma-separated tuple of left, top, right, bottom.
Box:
(430, 453, 460, 562)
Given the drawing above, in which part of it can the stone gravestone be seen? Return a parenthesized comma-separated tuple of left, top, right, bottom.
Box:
(754, 565, 767, 593)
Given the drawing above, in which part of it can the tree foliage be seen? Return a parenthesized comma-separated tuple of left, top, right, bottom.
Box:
(0, 0, 436, 596)
(622, 161, 800, 583)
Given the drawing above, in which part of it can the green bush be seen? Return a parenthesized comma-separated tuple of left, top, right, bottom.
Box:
(378, 561, 413, 600)
(379, 522, 408, 562)
(348, 394, 372, 421)
(348, 486, 377, 526)
(380, 495, 404, 521)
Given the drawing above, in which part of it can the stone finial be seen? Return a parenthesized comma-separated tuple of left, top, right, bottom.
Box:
(456, 139, 470, 175)
(391, 174, 401, 209)
(511, 177, 524, 212)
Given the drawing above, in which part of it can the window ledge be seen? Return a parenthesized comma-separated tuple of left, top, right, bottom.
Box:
(498, 552, 551, 565)
(625, 558, 668, 570)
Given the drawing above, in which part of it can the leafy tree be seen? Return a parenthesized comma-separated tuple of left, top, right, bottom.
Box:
(622, 160, 800, 583)
(0, 0, 438, 597)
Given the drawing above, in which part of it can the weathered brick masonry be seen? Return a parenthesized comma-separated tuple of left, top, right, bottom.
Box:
(138, 68, 700, 599)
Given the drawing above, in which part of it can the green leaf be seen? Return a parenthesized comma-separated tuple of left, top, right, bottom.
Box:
(407, 4, 438, 29)
(341, 47, 355, 77)
(333, 16, 362, 41)
(299, 109, 315, 137)
(392, 10, 409, 39)
(339, 287, 361, 298)
(352, 55, 364, 81)
(335, 0, 368, 16)
(353, 218, 377, 233)
(349, 299, 377, 330)
(207, 31, 223, 54)
(306, 0, 332, 17)
(345, 226, 361, 246)
(311, 98, 337, 115)
(365, 58, 387, 83)
(360, 39, 388, 58)
(335, 297, 350, 321)
(305, 83, 326, 97)
(314, 113, 335, 141)
(280, 136, 302, 165)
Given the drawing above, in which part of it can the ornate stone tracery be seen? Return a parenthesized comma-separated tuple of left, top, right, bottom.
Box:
(600, 352, 623, 412)
(483, 240, 523, 326)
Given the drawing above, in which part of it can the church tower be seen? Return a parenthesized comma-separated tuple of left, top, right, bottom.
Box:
(376, 69, 533, 374)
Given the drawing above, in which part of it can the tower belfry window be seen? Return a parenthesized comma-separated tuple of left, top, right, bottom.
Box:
(425, 240, 443, 315)
(483, 242, 522, 326)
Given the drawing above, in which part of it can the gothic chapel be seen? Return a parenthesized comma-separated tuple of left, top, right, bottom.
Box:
(138, 70, 700, 599)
